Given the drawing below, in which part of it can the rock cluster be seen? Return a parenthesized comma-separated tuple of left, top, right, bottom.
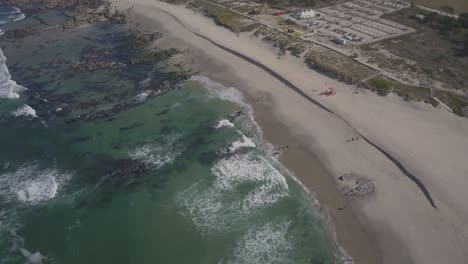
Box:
(344, 180, 375, 197)
(338, 173, 375, 198)
(67, 60, 125, 74)
(4, 0, 126, 29)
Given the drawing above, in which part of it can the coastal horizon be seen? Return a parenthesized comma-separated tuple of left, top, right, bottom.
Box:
(1, 0, 468, 263)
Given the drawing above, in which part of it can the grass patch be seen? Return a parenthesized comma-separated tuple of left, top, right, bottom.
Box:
(203, 5, 254, 32)
(362, 76, 430, 101)
(288, 44, 307, 56)
(253, 26, 272, 37)
(126, 31, 151, 49)
(362, 77, 468, 117)
(368, 79, 392, 96)
(433, 90, 468, 116)
(305, 48, 375, 84)
(125, 31, 181, 65)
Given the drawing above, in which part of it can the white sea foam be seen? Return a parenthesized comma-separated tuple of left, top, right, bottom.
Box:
(214, 119, 234, 129)
(0, 163, 71, 205)
(0, 7, 25, 25)
(190, 75, 262, 140)
(129, 133, 182, 169)
(12, 105, 37, 118)
(135, 91, 150, 102)
(0, 49, 25, 99)
(20, 248, 44, 264)
(221, 221, 293, 264)
(190, 75, 248, 109)
(212, 154, 288, 210)
(0, 7, 25, 98)
(177, 153, 289, 234)
(228, 132, 256, 152)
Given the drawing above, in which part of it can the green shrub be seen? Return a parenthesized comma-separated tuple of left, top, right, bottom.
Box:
(369, 79, 392, 96)
(126, 32, 150, 49)
(439, 5, 454, 14)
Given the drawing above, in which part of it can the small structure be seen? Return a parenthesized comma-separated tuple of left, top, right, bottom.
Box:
(285, 28, 303, 36)
(294, 9, 316, 20)
(273, 11, 284, 16)
(333, 37, 346, 45)
(248, 9, 260, 15)
(414, 14, 426, 21)
(320, 87, 336, 96)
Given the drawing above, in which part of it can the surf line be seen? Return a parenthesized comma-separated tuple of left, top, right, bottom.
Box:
(154, 6, 437, 209)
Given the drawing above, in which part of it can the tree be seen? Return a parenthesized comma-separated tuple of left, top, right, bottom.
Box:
(460, 13, 468, 28)
(440, 5, 454, 14)
(464, 32, 468, 55)
(303, 0, 316, 7)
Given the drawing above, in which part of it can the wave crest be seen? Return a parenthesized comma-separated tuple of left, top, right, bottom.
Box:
(0, 163, 72, 205)
(0, 49, 26, 99)
(177, 153, 289, 234)
(221, 221, 293, 264)
(129, 133, 183, 169)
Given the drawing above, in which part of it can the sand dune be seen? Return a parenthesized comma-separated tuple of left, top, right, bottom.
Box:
(111, 1, 468, 263)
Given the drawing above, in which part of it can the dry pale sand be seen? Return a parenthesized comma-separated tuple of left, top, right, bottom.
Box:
(111, 1, 468, 263)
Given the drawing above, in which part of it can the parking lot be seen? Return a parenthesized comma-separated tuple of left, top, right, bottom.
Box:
(286, 0, 415, 44)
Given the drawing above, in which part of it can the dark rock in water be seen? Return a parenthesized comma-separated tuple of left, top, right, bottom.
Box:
(4, 26, 37, 39)
(159, 124, 178, 135)
(65, 117, 80, 124)
(77, 100, 100, 110)
(108, 11, 126, 24)
(72, 136, 92, 143)
(74, 198, 89, 209)
(150, 32, 162, 41)
(106, 159, 149, 181)
(5, 0, 110, 28)
(156, 108, 170, 116)
(119, 122, 144, 132)
(227, 110, 243, 122)
(67, 59, 124, 75)
(198, 151, 219, 165)
(124, 181, 141, 192)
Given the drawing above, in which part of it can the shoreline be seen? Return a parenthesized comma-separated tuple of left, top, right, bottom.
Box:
(111, 1, 468, 264)
(117, 2, 379, 263)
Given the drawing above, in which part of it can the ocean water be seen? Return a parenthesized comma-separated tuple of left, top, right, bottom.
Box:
(0, 6, 342, 264)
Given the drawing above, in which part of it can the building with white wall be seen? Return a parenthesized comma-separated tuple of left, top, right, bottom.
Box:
(294, 10, 316, 19)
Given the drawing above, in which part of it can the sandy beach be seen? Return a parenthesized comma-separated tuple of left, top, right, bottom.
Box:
(110, 1, 468, 263)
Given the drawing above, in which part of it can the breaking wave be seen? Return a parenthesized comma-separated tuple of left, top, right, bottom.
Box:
(0, 6, 25, 25)
(177, 153, 289, 234)
(214, 119, 234, 129)
(0, 49, 25, 99)
(0, 6, 26, 99)
(190, 75, 246, 107)
(12, 104, 37, 118)
(191, 75, 264, 146)
(228, 132, 256, 152)
(0, 163, 72, 205)
(129, 133, 183, 169)
(221, 221, 293, 264)
(135, 91, 150, 102)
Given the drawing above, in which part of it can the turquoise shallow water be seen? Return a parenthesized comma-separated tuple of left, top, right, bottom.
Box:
(0, 7, 340, 264)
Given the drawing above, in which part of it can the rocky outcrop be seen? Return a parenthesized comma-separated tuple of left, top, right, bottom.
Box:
(4, 0, 126, 29)
(337, 173, 375, 198)
(67, 60, 125, 74)
(4, 26, 37, 39)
